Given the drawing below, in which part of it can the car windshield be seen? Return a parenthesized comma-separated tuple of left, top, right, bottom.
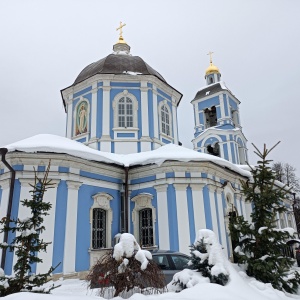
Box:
(152, 255, 170, 270)
(170, 255, 190, 270)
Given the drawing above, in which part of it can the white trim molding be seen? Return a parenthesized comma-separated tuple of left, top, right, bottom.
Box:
(131, 193, 156, 247)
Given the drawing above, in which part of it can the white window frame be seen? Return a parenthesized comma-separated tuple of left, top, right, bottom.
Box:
(131, 193, 156, 248)
(90, 192, 113, 249)
(158, 100, 173, 141)
(112, 90, 138, 130)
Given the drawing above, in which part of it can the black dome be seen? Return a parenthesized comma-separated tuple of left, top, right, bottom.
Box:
(74, 54, 166, 85)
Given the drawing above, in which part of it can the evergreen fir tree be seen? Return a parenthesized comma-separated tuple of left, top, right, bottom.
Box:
(229, 143, 300, 294)
(189, 238, 211, 278)
(0, 163, 59, 296)
(189, 235, 229, 286)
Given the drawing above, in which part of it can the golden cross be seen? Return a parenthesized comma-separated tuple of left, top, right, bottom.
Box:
(116, 21, 126, 38)
(207, 51, 214, 64)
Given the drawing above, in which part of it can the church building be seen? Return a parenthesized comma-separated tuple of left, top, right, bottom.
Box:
(0, 24, 296, 278)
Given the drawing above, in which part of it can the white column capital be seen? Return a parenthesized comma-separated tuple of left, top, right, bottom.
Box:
(0, 179, 10, 189)
(216, 187, 223, 195)
(154, 184, 168, 193)
(140, 87, 149, 92)
(102, 86, 111, 92)
(190, 183, 205, 191)
(66, 180, 82, 190)
(207, 184, 217, 193)
(173, 183, 188, 191)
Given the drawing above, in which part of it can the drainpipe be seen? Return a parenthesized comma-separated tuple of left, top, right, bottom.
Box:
(0, 148, 16, 270)
(124, 167, 129, 233)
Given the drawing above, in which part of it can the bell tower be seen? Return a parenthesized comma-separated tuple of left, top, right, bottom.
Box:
(191, 53, 248, 165)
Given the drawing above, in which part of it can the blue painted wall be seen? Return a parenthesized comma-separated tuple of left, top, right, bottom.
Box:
(75, 185, 120, 272)
(187, 186, 195, 244)
(202, 186, 213, 230)
(52, 181, 68, 274)
(167, 184, 179, 251)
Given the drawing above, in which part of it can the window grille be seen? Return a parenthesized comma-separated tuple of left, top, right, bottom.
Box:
(118, 97, 133, 127)
(92, 208, 106, 249)
(139, 208, 154, 247)
(161, 105, 170, 135)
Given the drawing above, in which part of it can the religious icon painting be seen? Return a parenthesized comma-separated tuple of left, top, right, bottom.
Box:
(76, 100, 88, 135)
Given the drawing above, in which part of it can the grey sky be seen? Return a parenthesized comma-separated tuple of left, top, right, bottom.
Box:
(1, 0, 299, 176)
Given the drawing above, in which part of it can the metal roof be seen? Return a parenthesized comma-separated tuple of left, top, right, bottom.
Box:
(73, 54, 166, 85)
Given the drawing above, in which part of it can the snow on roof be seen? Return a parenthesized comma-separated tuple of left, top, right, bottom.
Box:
(3, 134, 251, 178)
(195, 81, 228, 94)
(4, 134, 123, 166)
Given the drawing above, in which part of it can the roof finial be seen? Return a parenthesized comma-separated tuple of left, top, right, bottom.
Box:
(116, 21, 126, 43)
(207, 51, 214, 65)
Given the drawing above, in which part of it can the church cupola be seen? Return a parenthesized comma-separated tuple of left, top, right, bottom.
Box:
(113, 22, 131, 55)
(205, 52, 221, 85)
(61, 22, 182, 154)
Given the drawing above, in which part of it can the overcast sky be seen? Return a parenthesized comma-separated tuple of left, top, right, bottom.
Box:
(0, 0, 299, 176)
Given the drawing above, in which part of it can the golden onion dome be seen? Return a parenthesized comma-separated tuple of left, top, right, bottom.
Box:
(205, 62, 220, 76)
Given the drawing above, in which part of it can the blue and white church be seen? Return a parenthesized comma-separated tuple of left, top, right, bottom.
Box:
(0, 26, 296, 278)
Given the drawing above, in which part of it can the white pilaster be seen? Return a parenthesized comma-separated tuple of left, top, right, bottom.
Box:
(36, 180, 60, 274)
(154, 184, 169, 250)
(172, 99, 178, 144)
(66, 95, 73, 139)
(174, 183, 190, 254)
(207, 185, 219, 238)
(216, 188, 228, 257)
(63, 180, 82, 274)
(141, 85, 149, 138)
(153, 88, 159, 139)
(219, 94, 225, 118)
(90, 83, 98, 149)
(101, 83, 111, 152)
(190, 184, 206, 234)
(12, 179, 33, 270)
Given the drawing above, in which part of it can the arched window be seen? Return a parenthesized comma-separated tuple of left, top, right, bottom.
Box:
(161, 105, 170, 135)
(118, 96, 133, 128)
(113, 90, 138, 130)
(139, 208, 154, 247)
(207, 142, 220, 157)
(92, 208, 106, 249)
(204, 106, 217, 128)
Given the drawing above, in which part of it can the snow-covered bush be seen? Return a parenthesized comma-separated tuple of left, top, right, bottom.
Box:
(170, 229, 229, 292)
(87, 233, 165, 298)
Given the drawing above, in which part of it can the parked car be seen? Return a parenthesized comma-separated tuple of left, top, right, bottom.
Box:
(151, 250, 191, 284)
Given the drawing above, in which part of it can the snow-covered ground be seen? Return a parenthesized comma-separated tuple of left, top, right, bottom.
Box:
(4, 263, 300, 300)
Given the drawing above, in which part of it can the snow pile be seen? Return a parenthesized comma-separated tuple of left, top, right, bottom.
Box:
(5, 264, 300, 300)
(167, 269, 209, 292)
(113, 233, 152, 271)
